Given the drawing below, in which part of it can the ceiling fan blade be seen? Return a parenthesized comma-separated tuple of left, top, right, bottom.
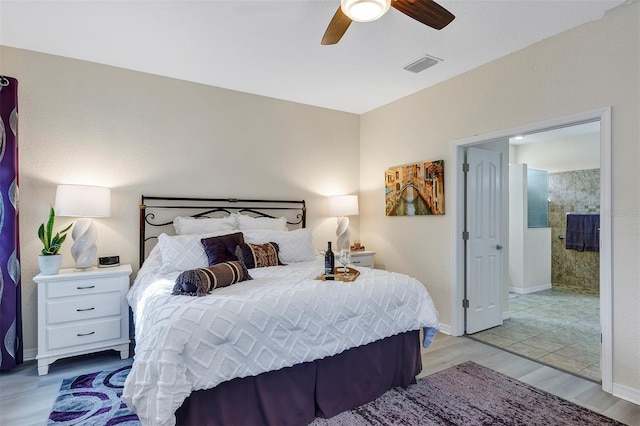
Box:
(321, 6, 353, 45)
(391, 0, 455, 30)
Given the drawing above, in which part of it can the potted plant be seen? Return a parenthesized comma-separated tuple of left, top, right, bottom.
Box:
(37, 207, 72, 275)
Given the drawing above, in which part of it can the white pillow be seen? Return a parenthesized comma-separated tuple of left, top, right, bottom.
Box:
(234, 213, 288, 232)
(173, 215, 236, 235)
(242, 228, 315, 263)
(158, 230, 234, 273)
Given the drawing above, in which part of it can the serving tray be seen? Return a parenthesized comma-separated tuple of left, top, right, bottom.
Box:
(316, 267, 360, 282)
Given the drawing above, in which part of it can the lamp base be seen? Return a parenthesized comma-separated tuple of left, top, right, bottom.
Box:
(71, 218, 98, 269)
(336, 216, 351, 251)
(74, 266, 95, 272)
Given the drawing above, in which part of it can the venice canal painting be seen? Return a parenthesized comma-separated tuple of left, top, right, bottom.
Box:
(385, 160, 445, 216)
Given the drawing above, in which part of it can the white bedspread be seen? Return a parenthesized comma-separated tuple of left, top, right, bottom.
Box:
(122, 248, 440, 426)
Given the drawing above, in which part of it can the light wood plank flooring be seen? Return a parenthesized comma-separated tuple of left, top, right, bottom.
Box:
(1, 335, 638, 425)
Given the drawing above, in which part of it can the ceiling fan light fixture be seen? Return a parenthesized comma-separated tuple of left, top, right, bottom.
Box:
(341, 0, 391, 23)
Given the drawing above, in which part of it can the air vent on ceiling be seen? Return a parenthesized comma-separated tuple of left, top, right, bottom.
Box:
(403, 54, 442, 73)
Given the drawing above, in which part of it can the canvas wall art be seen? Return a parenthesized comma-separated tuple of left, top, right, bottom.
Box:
(385, 160, 445, 216)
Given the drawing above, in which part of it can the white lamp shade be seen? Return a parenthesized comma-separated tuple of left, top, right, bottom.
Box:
(55, 185, 111, 217)
(328, 195, 359, 217)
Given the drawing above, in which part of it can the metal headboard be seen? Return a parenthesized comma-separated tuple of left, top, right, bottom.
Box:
(139, 195, 307, 267)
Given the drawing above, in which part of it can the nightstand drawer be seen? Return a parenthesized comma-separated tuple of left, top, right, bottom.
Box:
(350, 256, 374, 268)
(47, 293, 121, 324)
(335, 250, 376, 268)
(47, 276, 122, 298)
(349, 251, 375, 268)
(47, 318, 122, 350)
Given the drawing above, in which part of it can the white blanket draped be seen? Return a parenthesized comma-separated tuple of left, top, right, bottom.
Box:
(122, 249, 439, 426)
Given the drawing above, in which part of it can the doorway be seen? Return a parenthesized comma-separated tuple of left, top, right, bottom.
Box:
(471, 122, 602, 381)
(451, 108, 613, 393)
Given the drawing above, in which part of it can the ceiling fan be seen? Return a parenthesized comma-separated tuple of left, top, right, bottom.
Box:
(321, 0, 455, 45)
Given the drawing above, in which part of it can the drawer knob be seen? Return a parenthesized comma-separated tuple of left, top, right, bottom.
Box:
(77, 285, 96, 289)
(77, 331, 96, 337)
(76, 307, 95, 312)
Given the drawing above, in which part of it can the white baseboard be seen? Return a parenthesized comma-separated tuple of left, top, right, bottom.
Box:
(24, 348, 37, 361)
(613, 382, 640, 405)
(438, 323, 452, 335)
(509, 283, 552, 294)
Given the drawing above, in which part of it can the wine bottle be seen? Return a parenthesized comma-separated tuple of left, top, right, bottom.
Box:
(324, 241, 335, 275)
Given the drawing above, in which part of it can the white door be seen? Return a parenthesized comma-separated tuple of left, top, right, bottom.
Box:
(465, 147, 503, 334)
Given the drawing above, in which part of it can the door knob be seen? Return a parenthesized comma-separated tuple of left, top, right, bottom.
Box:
(496, 244, 503, 250)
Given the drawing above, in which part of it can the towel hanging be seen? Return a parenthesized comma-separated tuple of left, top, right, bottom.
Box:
(565, 213, 600, 252)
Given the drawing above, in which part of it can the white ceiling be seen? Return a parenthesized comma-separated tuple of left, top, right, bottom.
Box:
(0, 0, 627, 114)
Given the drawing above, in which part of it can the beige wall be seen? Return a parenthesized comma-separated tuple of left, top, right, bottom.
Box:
(360, 1, 639, 395)
(0, 46, 361, 355)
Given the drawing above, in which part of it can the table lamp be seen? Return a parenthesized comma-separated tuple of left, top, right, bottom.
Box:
(328, 194, 359, 251)
(55, 184, 111, 269)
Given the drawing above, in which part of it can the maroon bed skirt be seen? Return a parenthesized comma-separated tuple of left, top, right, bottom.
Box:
(175, 330, 422, 425)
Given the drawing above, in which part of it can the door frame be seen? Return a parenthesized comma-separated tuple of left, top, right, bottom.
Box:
(450, 107, 613, 393)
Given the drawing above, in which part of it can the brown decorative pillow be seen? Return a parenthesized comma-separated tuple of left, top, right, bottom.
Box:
(171, 261, 251, 297)
(235, 242, 284, 269)
(201, 232, 245, 265)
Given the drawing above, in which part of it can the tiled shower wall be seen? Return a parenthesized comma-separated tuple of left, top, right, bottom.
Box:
(548, 169, 600, 295)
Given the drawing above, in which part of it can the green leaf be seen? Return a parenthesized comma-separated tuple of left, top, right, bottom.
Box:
(38, 224, 46, 247)
(45, 207, 55, 248)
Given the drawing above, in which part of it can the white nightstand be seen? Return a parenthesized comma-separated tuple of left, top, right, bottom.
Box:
(34, 264, 132, 375)
(335, 250, 376, 268)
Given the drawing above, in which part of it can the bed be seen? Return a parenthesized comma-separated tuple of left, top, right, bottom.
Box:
(122, 196, 440, 426)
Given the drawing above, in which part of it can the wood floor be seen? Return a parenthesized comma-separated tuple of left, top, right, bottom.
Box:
(0, 334, 638, 426)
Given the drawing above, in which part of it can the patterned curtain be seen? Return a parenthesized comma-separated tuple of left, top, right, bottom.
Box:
(0, 76, 22, 370)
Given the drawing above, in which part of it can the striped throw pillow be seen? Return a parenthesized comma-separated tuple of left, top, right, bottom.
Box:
(172, 261, 251, 297)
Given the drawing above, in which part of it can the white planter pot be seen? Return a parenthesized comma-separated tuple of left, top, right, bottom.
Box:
(38, 255, 63, 275)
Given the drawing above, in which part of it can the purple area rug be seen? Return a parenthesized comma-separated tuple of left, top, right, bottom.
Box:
(47, 365, 138, 426)
(311, 361, 624, 426)
(49, 361, 623, 425)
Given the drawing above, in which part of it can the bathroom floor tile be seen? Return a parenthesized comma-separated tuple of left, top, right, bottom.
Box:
(578, 362, 602, 381)
(469, 288, 600, 382)
(505, 342, 549, 359)
(553, 346, 599, 365)
(539, 352, 592, 373)
(521, 336, 566, 352)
